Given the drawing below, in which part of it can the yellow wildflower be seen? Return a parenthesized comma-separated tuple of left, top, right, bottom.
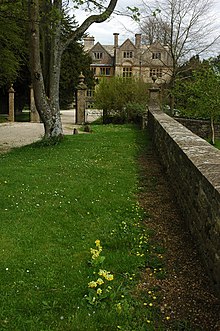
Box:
(96, 278, 104, 285)
(88, 281, 97, 288)
(90, 248, 100, 259)
(95, 239, 100, 247)
(105, 273, 114, 281)
(98, 269, 107, 277)
(97, 288, 102, 295)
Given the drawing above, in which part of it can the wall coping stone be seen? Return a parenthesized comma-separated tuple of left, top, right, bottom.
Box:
(151, 110, 220, 191)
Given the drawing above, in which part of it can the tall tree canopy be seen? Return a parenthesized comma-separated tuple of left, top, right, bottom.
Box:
(0, 0, 27, 87)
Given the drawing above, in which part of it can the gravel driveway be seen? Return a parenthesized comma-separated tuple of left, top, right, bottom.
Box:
(0, 111, 79, 153)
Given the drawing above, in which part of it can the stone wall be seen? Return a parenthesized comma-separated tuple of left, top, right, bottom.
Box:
(175, 117, 220, 139)
(148, 109, 220, 296)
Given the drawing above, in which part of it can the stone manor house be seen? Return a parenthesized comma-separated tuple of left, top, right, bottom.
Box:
(84, 33, 173, 84)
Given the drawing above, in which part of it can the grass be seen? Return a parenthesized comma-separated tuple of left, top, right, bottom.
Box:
(0, 124, 169, 330)
(0, 111, 30, 123)
(213, 139, 220, 150)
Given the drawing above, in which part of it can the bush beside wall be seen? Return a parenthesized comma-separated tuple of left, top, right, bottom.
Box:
(148, 109, 220, 296)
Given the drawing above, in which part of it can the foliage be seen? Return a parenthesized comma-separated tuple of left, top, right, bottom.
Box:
(174, 65, 220, 118)
(59, 41, 94, 108)
(174, 63, 220, 143)
(0, 1, 28, 87)
(94, 77, 149, 124)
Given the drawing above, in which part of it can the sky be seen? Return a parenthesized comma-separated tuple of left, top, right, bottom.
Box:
(75, 0, 140, 45)
(74, 0, 220, 55)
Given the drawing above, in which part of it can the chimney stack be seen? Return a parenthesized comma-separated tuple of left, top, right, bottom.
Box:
(83, 36, 95, 50)
(113, 33, 119, 48)
(135, 34, 142, 48)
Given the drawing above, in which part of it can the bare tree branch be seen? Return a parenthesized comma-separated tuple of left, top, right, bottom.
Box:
(62, 0, 117, 49)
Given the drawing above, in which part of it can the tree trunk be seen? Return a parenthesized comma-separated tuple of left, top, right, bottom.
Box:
(28, 0, 118, 139)
(211, 115, 215, 145)
(29, 0, 63, 139)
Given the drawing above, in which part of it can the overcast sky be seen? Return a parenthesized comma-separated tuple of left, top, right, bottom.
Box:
(74, 0, 220, 55)
(75, 0, 140, 44)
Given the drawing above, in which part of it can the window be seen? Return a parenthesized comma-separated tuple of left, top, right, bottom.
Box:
(87, 89, 94, 97)
(100, 67, 111, 76)
(150, 68, 162, 78)
(123, 51, 133, 58)
(93, 52, 103, 59)
(91, 67, 96, 75)
(123, 67, 132, 77)
(152, 52, 161, 60)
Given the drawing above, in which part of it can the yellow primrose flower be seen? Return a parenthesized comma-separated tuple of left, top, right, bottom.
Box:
(88, 281, 97, 288)
(90, 248, 100, 259)
(98, 269, 107, 277)
(105, 273, 114, 281)
(95, 239, 100, 247)
(90, 248, 98, 255)
(97, 288, 102, 295)
(96, 278, 104, 285)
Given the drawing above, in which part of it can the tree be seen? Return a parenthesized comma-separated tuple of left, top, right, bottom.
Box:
(94, 77, 149, 124)
(0, 0, 27, 87)
(28, 0, 118, 139)
(139, 0, 219, 111)
(59, 41, 94, 109)
(140, 16, 170, 45)
(174, 63, 220, 144)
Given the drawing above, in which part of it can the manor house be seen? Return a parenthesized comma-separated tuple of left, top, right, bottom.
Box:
(84, 33, 173, 84)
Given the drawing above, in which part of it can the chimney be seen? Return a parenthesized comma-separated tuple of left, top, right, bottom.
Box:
(135, 34, 141, 48)
(83, 36, 95, 50)
(113, 33, 119, 48)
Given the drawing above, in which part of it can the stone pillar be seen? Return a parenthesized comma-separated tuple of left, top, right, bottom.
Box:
(148, 75, 161, 110)
(30, 85, 40, 123)
(8, 85, 15, 122)
(75, 73, 87, 124)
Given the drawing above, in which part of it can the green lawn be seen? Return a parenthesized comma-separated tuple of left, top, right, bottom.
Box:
(0, 125, 166, 330)
(214, 139, 220, 150)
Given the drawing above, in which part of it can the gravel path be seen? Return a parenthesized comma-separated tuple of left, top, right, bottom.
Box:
(0, 111, 79, 153)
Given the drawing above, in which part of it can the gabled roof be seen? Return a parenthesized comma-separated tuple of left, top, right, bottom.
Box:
(102, 45, 114, 57)
(148, 41, 168, 50)
(119, 38, 136, 49)
(89, 42, 114, 58)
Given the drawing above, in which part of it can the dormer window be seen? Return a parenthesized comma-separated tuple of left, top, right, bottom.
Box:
(152, 52, 161, 60)
(123, 51, 133, 58)
(93, 52, 103, 59)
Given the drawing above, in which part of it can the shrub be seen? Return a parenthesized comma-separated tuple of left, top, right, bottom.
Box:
(94, 77, 149, 124)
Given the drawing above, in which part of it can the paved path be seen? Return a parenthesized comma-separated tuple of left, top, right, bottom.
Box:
(0, 111, 80, 153)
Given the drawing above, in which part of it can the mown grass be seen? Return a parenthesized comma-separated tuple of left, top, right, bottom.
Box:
(0, 125, 167, 330)
(214, 139, 220, 150)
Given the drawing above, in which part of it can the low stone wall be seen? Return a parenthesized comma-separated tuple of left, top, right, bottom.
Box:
(148, 109, 220, 296)
(175, 117, 220, 139)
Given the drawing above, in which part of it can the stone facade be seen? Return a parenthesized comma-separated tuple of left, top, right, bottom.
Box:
(84, 34, 173, 84)
(148, 107, 220, 296)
